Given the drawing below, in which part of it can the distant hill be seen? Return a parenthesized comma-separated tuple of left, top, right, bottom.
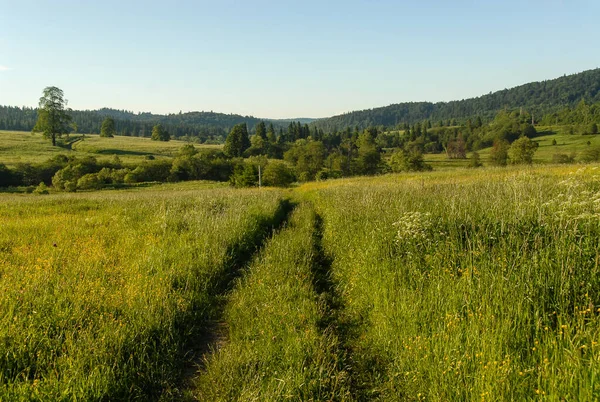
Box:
(0, 106, 314, 142)
(1, 68, 598, 139)
(310, 68, 600, 132)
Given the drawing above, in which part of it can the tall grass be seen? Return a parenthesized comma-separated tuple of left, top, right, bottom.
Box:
(0, 186, 284, 400)
(306, 165, 600, 400)
(194, 203, 352, 401)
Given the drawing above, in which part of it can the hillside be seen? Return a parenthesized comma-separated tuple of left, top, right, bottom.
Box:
(310, 68, 600, 131)
(0, 106, 315, 143)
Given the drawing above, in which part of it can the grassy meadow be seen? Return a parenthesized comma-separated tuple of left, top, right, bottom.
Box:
(299, 165, 600, 400)
(0, 185, 288, 400)
(0, 131, 220, 167)
(1, 127, 600, 400)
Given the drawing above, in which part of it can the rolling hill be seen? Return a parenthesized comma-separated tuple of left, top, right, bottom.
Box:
(310, 68, 600, 131)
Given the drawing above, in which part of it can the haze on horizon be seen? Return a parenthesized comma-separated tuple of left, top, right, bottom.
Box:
(0, 0, 599, 119)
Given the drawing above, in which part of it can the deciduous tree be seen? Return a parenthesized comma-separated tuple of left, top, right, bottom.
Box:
(32, 86, 72, 146)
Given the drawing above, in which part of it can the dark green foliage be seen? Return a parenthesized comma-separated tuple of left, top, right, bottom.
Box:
(223, 124, 250, 157)
(590, 122, 598, 134)
(100, 117, 116, 137)
(541, 99, 600, 127)
(229, 163, 257, 187)
(0, 163, 20, 187)
(151, 124, 170, 141)
(255, 121, 267, 140)
(312, 68, 600, 131)
(32, 87, 72, 146)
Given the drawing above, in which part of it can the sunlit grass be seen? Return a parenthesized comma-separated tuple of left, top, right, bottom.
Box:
(0, 185, 283, 399)
(303, 164, 600, 400)
(0, 131, 221, 167)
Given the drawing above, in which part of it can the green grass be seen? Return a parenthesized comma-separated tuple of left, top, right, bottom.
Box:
(299, 164, 600, 400)
(2, 127, 600, 400)
(0, 184, 285, 400)
(194, 203, 351, 401)
(422, 126, 600, 169)
(0, 131, 221, 167)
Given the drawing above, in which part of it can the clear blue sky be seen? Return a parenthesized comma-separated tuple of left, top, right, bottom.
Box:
(0, 0, 598, 119)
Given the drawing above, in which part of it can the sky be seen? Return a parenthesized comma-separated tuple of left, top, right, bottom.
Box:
(0, 0, 599, 119)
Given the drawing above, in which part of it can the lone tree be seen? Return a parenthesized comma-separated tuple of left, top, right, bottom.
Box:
(151, 124, 170, 141)
(32, 86, 72, 146)
(100, 117, 116, 138)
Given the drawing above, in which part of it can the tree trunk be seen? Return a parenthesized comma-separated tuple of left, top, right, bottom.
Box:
(52, 134, 56, 146)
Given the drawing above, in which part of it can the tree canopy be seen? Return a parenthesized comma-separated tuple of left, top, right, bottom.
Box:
(223, 123, 250, 157)
(32, 86, 72, 146)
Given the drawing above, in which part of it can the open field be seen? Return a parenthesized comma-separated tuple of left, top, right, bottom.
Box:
(299, 165, 600, 400)
(0, 131, 221, 167)
(0, 185, 287, 399)
(1, 160, 600, 400)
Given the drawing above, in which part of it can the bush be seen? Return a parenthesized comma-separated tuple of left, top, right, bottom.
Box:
(552, 153, 576, 164)
(508, 136, 538, 164)
(77, 173, 103, 190)
(490, 139, 510, 166)
(468, 151, 483, 168)
(229, 163, 257, 187)
(262, 161, 295, 187)
(33, 182, 49, 195)
(298, 171, 312, 183)
(388, 149, 432, 172)
(127, 160, 172, 183)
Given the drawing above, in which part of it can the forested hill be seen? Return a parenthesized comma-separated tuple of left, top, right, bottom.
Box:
(310, 68, 600, 132)
(0, 106, 315, 143)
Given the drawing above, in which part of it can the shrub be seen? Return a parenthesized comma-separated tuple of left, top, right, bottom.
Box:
(127, 160, 172, 183)
(509, 136, 538, 164)
(468, 151, 483, 168)
(77, 173, 103, 190)
(32, 182, 49, 195)
(552, 153, 576, 164)
(229, 163, 257, 187)
(389, 149, 432, 172)
(262, 161, 295, 187)
(490, 139, 510, 166)
(298, 171, 312, 183)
